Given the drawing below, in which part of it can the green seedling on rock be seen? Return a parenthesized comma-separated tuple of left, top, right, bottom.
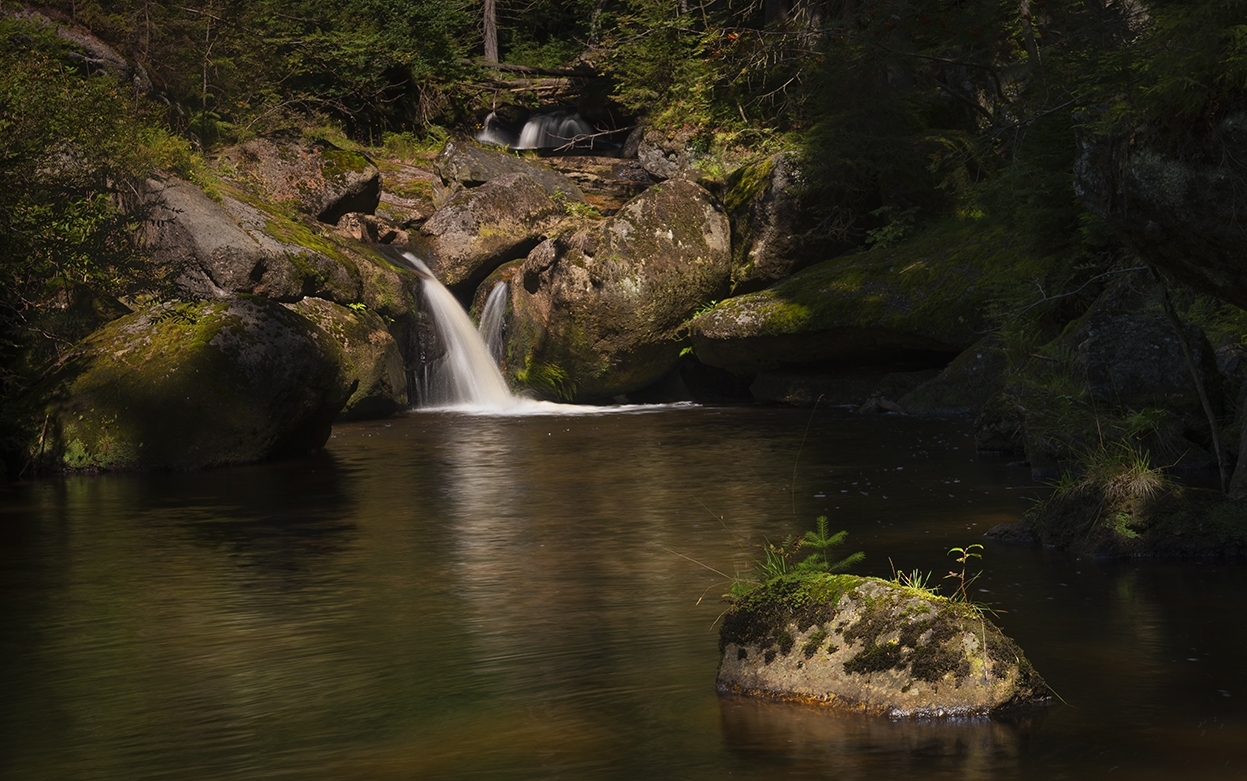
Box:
(945, 543, 984, 603)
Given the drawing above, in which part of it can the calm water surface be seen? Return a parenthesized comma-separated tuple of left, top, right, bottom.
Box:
(2, 406, 1246, 780)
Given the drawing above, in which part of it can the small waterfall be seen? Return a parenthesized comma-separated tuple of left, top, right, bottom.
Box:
(404, 253, 516, 410)
(514, 111, 595, 151)
(401, 252, 682, 416)
(478, 281, 509, 364)
(475, 111, 516, 148)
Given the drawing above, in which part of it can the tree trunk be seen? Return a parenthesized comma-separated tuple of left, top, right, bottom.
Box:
(484, 0, 499, 64)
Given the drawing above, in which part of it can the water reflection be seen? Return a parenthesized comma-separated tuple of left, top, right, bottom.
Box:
(720, 697, 1044, 780)
(3, 407, 1247, 780)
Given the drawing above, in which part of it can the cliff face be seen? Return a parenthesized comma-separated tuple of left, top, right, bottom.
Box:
(1074, 113, 1247, 309)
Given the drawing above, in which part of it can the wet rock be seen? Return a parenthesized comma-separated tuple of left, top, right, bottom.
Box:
(415, 172, 571, 295)
(506, 178, 731, 400)
(23, 297, 352, 471)
(217, 136, 380, 224)
(718, 575, 1053, 718)
(288, 297, 407, 420)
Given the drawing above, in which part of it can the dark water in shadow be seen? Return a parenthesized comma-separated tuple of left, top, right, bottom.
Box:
(2, 406, 1246, 780)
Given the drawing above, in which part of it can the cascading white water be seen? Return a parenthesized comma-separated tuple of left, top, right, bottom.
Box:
(404, 253, 516, 410)
(403, 252, 687, 416)
(514, 111, 595, 150)
(478, 281, 509, 364)
(475, 111, 515, 148)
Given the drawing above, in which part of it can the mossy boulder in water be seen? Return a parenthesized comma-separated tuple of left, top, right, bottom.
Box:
(718, 575, 1052, 718)
(506, 178, 731, 400)
(24, 297, 353, 471)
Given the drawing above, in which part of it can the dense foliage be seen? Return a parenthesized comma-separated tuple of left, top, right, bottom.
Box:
(0, 17, 172, 395)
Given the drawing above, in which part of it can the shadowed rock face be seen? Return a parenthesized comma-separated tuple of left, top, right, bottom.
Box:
(288, 297, 407, 420)
(688, 224, 1044, 378)
(1074, 114, 1247, 309)
(723, 152, 812, 295)
(718, 576, 1053, 718)
(24, 297, 352, 471)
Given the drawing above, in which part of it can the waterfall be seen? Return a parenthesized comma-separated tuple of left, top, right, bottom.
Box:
(514, 111, 595, 151)
(403, 253, 516, 410)
(479, 281, 509, 364)
(475, 111, 516, 148)
(476, 109, 605, 152)
(402, 252, 682, 416)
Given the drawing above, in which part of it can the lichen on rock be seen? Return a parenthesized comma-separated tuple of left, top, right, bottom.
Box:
(717, 574, 1053, 718)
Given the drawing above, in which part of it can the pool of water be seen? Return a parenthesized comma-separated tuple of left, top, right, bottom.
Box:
(2, 406, 1245, 780)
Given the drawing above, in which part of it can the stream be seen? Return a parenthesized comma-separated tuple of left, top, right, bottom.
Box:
(2, 406, 1245, 779)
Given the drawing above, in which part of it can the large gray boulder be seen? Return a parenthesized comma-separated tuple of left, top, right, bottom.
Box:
(505, 178, 731, 400)
(288, 297, 408, 420)
(143, 176, 363, 303)
(216, 136, 381, 224)
(24, 297, 352, 471)
(718, 575, 1052, 718)
(414, 172, 571, 294)
(433, 138, 587, 204)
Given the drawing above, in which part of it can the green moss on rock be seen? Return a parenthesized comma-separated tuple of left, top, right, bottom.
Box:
(23, 297, 352, 471)
(690, 220, 1058, 375)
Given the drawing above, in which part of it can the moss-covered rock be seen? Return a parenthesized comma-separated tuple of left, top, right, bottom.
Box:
(724, 152, 812, 295)
(143, 175, 365, 304)
(689, 222, 1052, 376)
(288, 297, 407, 420)
(506, 178, 731, 400)
(900, 335, 1011, 416)
(718, 575, 1052, 718)
(23, 297, 352, 471)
